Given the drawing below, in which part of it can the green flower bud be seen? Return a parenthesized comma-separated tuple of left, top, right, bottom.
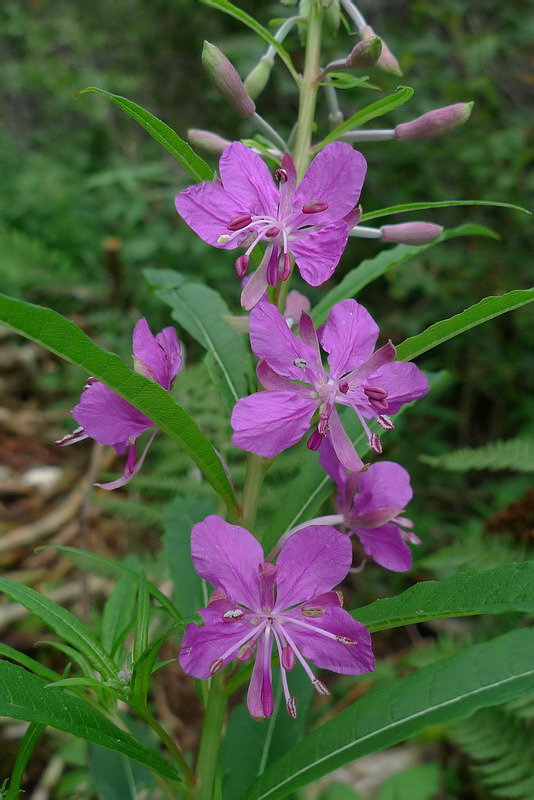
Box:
(244, 55, 275, 100)
(324, 0, 341, 34)
(346, 36, 382, 69)
(202, 41, 256, 118)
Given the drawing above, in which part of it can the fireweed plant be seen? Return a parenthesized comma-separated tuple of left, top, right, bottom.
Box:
(0, 2, 532, 799)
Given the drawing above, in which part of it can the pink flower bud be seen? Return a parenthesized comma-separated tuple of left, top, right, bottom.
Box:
(345, 36, 382, 70)
(360, 25, 401, 76)
(380, 222, 444, 245)
(395, 103, 474, 140)
(202, 41, 256, 118)
(187, 129, 231, 155)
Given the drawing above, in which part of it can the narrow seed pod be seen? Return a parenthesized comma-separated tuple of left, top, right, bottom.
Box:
(202, 41, 256, 118)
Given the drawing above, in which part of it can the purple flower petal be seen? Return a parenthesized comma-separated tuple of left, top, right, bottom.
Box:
(175, 180, 248, 248)
(179, 601, 257, 678)
(285, 606, 375, 674)
(292, 143, 367, 227)
(327, 407, 364, 472)
(249, 302, 321, 380)
(190, 516, 263, 609)
(219, 142, 278, 217)
(365, 361, 429, 415)
(72, 382, 153, 448)
(352, 461, 412, 526)
(274, 526, 352, 611)
(257, 360, 311, 393)
(231, 392, 317, 458)
(241, 244, 272, 311)
(320, 300, 379, 378)
(318, 435, 347, 496)
(96, 430, 157, 490)
(353, 522, 413, 572)
(133, 319, 181, 390)
(290, 221, 349, 286)
(284, 290, 311, 327)
(247, 628, 274, 718)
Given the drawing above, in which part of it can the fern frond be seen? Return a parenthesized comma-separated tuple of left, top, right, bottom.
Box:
(451, 705, 534, 799)
(95, 494, 165, 527)
(420, 438, 534, 473)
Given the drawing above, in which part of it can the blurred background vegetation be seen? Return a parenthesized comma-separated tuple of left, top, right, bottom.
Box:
(0, 1, 533, 797)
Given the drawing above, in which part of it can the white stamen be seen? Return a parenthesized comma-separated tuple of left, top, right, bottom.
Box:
(217, 234, 231, 244)
(313, 679, 330, 696)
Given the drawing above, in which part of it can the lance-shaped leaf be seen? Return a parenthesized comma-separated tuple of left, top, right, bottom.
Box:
(396, 288, 534, 361)
(0, 293, 238, 515)
(0, 578, 116, 679)
(352, 561, 534, 632)
(145, 271, 253, 409)
(5, 723, 46, 800)
(196, 0, 299, 82)
(241, 628, 534, 800)
(360, 199, 531, 223)
(78, 87, 213, 183)
(0, 662, 181, 782)
(312, 224, 497, 326)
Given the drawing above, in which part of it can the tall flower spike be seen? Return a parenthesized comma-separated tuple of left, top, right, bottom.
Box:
(179, 516, 375, 719)
(56, 319, 182, 490)
(231, 299, 428, 470)
(175, 141, 366, 310)
(319, 437, 421, 571)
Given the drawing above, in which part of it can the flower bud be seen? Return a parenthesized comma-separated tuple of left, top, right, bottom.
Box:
(324, 0, 341, 34)
(394, 102, 474, 140)
(244, 55, 274, 100)
(187, 129, 230, 155)
(360, 25, 401, 76)
(202, 41, 256, 118)
(345, 36, 382, 69)
(380, 222, 444, 245)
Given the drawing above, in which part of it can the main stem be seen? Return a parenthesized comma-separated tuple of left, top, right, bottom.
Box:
(293, 0, 324, 179)
(193, 8, 325, 796)
(194, 674, 228, 800)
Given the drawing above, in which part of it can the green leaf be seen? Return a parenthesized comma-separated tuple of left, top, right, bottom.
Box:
(133, 573, 150, 663)
(5, 723, 46, 800)
(0, 578, 116, 679)
(360, 199, 531, 223)
(78, 87, 213, 183)
(396, 288, 534, 361)
(312, 224, 497, 326)
(0, 643, 61, 683)
(131, 625, 180, 708)
(241, 628, 534, 800)
(163, 496, 216, 617)
(0, 662, 181, 782)
(47, 545, 181, 621)
(320, 87, 414, 147)
(318, 784, 364, 800)
(101, 571, 138, 656)
(353, 562, 534, 633)
(377, 764, 439, 800)
(221, 670, 313, 800)
(0, 293, 238, 515)
(151, 278, 253, 407)
(89, 745, 155, 800)
(421, 437, 534, 473)
(196, 0, 299, 82)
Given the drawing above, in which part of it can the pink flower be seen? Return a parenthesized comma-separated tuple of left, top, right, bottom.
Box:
(175, 141, 366, 309)
(231, 299, 428, 470)
(320, 437, 420, 572)
(56, 319, 182, 490)
(179, 516, 374, 719)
